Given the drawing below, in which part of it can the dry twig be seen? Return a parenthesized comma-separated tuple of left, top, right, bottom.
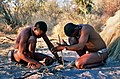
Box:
(58, 34, 64, 66)
(6, 36, 15, 41)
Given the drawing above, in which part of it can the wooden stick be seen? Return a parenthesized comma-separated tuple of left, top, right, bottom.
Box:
(6, 36, 15, 41)
(14, 68, 44, 79)
(58, 34, 64, 66)
(15, 59, 48, 79)
(39, 58, 49, 72)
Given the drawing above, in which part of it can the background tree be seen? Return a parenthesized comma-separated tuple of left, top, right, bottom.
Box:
(74, 0, 94, 15)
(0, 0, 46, 29)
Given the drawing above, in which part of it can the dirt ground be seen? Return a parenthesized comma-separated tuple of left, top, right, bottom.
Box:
(0, 33, 120, 79)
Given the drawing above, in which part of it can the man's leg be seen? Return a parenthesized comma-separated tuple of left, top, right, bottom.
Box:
(34, 53, 54, 66)
(28, 36, 54, 66)
(75, 52, 108, 69)
(28, 36, 37, 58)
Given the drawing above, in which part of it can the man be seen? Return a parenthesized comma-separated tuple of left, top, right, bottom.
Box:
(51, 23, 108, 69)
(8, 21, 60, 69)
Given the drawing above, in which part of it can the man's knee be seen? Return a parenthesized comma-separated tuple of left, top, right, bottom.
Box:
(68, 37, 78, 45)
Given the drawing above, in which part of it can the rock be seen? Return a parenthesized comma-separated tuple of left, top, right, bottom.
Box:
(100, 10, 120, 46)
(100, 10, 120, 61)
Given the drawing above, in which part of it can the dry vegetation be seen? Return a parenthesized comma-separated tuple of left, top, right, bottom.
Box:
(0, 0, 120, 36)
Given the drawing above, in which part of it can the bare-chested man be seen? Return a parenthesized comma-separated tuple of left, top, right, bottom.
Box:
(51, 23, 108, 69)
(8, 21, 60, 69)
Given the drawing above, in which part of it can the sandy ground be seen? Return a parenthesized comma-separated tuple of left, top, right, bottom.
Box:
(0, 34, 120, 79)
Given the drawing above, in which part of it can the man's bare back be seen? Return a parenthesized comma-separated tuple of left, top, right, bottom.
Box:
(15, 27, 33, 49)
(82, 24, 106, 52)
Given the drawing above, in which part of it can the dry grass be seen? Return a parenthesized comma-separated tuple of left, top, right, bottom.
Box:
(87, 0, 120, 32)
(0, 23, 13, 34)
(0, 0, 120, 36)
(101, 0, 120, 16)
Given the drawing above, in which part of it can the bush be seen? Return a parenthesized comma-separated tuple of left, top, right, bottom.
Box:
(101, 0, 120, 16)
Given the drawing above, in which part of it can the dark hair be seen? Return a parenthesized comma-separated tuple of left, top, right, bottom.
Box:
(64, 23, 77, 37)
(34, 21, 47, 33)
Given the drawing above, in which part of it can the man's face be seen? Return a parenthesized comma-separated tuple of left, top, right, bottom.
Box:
(71, 26, 80, 37)
(71, 29, 78, 37)
(34, 28, 45, 38)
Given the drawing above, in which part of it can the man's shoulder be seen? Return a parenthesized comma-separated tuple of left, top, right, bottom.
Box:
(82, 24, 94, 30)
(19, 27, 31, 36)
(81, 24, 92, 27)
(80, 24, 95, 35)
(24, 26, 32, 30)
(22, 26, 31, 32)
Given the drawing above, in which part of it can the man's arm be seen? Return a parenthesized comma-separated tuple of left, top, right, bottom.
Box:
(18, 32, 38, 64)
(42, 34, 59, 59)
(65, 29, 89, 51)
(51, 28, 89, 52)
(42, 34, 54, 49)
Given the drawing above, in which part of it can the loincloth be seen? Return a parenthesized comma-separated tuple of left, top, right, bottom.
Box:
(97, 48, 108, 63)
(97, 48, 108, 57)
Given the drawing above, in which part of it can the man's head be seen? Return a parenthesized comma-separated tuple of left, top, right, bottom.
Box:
(33, 21, 47, 37)
(64, 23, 80, 37)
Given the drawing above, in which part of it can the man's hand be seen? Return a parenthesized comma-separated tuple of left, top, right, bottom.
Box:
(56, 39, 68, 46)
(51, 39, 68, 52)
(51, 46, 64, 52)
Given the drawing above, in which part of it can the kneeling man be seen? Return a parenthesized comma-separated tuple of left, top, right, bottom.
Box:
(8, 21, 60, 69)
(52, 23, 108, 69)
